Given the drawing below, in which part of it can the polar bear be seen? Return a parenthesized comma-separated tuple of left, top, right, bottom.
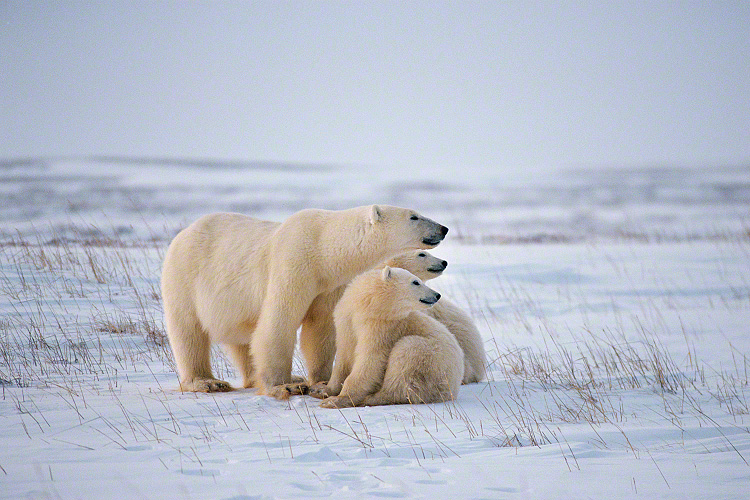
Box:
(316, 266, 463, 408)
(382, 250, 448, 282)
(161, 205, 448, 399)
(383, 250, 486, 384)
(382, 250, 448, 280)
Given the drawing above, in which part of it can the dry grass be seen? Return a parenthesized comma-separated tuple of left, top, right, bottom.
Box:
(0, 227, 171, 388)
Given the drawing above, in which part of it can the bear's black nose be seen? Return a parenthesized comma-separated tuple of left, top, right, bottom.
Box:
(435, 293, 441, 301)
(440, 225, 449, 236)
(441, 260, 448, 268)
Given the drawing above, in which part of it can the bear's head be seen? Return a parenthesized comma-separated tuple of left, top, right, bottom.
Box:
(384, 250, 448, 281)
(368, 205, 448, 250)
(352, 266, 441, 321)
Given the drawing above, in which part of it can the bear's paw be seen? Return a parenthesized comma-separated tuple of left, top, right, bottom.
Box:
(308, 382, 333, 399)
(320, 396, 357, 409)
(262, 381, 309, 400)
(183, 378, 234, 393)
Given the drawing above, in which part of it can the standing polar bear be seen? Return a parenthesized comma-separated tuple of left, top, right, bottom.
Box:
(383, 250, 486, 384)
(318, 266, 464, 408)
(161, 205, 448, 399)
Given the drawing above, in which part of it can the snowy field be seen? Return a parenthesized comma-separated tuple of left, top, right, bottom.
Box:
(1, 158, 750, 499)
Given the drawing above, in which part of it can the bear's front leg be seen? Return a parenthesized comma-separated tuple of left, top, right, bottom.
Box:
(319, 347, 389, 408)
(300, 288, 344, 385)
(251, 291, 315, 400)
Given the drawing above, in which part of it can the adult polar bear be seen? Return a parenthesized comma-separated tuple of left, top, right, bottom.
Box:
(161, 205, 448, 399)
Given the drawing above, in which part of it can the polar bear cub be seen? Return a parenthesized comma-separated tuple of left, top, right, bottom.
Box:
(318, 266, 463, 408)
(161, 205, 448, 399)
(383, 250, 448, 281)
(384, 250, 486, 384)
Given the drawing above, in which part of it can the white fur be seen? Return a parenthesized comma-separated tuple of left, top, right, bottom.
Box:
(161, 205, 448, 398)
(382, 249, 448, 282)
(318, 267, 463, 408)
(423, 297, 486, 384)
(381, 250, 486, 384)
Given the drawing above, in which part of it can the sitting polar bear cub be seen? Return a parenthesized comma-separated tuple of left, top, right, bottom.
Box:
(383, 250, 486, 384)
(161, 205, 448, 400)
(317, 266, 464, 408)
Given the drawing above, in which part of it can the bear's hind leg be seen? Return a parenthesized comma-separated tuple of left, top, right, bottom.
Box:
(223, 344, 255, 388)
(166, 313, 232, 393)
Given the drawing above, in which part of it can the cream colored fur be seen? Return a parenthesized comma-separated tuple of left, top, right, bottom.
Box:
(423, 298, 486, 384)
(382, 250, 448, 281)
(380, 250, 486, 384)
(318, 267, 463, 408)
(161, 205, 448, 399)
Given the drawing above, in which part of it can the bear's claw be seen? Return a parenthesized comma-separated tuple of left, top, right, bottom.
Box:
(265, 382, 309, 400)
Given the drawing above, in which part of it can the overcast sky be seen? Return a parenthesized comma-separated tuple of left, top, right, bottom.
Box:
(2, 1, 749, 176)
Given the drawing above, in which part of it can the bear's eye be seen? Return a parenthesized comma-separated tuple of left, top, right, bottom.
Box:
(410, 215, 419, 220)
(412, 280, 420, 286)
(418, 253, 426, 257)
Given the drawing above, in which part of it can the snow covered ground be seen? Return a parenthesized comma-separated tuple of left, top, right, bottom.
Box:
(1, 158, 749, 499)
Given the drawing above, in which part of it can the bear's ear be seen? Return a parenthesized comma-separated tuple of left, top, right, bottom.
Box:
(381, 266, 392, 281)
(370, 205, 382, 225)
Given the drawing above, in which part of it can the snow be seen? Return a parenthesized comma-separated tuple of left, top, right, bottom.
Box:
(1, 159, 750, 499)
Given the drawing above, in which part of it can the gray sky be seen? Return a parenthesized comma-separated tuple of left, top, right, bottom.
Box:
(2, 1, 749, 176)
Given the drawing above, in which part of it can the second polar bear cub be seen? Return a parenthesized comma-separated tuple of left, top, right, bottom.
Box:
(383, 250, 486, 384)
(320, 266, 463, 408)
